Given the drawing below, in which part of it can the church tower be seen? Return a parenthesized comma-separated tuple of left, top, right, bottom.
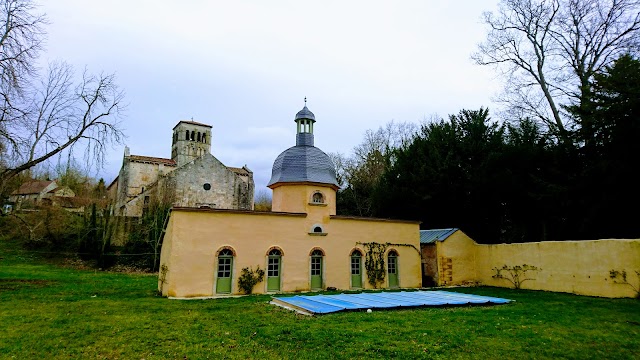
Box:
(171, 120, 212, 167)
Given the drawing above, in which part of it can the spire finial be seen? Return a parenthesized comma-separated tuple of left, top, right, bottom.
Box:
(304, 96, 307, 106)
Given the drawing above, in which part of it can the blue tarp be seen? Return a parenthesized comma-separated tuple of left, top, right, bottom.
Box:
(271, 290, 512, 315)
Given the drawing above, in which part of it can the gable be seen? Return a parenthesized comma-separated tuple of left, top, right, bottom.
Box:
(12, 180, 57, 195)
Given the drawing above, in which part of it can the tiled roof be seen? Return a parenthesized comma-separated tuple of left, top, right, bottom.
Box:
(228, 167, 250, 176)
(128, 155, 177, 166)
(12, 180, 55, 195)
(173, 120, 212, 129)
(420, 228, 459, 244)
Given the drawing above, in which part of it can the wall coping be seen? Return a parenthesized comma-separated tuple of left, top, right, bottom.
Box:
(330, 215, 421, 225)
(171, 207, 307, 217)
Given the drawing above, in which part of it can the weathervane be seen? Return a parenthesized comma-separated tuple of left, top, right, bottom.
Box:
(304, 96, 307, 106)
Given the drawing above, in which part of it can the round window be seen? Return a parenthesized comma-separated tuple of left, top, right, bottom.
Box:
(203, 183, 211, 191)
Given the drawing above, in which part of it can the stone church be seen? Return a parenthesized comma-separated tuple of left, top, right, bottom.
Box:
(108, 120, 254, 218)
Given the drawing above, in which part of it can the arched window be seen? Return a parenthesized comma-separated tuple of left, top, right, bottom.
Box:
(312, 192, 324, 204)
(269, 249, 281, 256)
(190, 131, 195, 141)
(185, 129, 189, 140)
(351, 249, 363, 289)
(202, 134, 206, 144)
(309, 224, 326, 235)
(197, 132, 201, 142)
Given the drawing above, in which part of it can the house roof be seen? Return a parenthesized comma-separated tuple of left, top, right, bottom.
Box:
(47, 185, 72, 194)
(12, 180, 55, 195)
(128, 155, 177, 166)
(420, 228, 459, 244)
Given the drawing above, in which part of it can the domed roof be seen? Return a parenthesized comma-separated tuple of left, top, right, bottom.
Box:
(268, 104, 337, 188)
(295, 106, 315, 122)
(267, 144, 338, 188)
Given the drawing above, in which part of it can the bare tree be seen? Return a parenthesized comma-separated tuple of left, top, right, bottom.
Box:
(347, 120, 418, 189)
(253, 189, 272, 212)
(335, 121, 418, 216)
(473, 0, 640, 143)
(0, 0, 45, 96)
(327, 151, 347, 189)
(0, 0, 124, 188)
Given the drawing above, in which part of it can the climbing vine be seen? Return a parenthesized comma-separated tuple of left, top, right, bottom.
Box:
(609, 269, 640, 298)
(238, 266, 265, 294)
(492, 264, 540, 289)
(357, 242, 419, 288)
(158, 264, 169, 295)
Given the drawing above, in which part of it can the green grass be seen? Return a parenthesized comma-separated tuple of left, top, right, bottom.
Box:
(1, 238, 639, 359)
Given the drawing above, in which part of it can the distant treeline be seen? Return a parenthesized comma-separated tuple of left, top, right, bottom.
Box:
(334, 55, 640, 244)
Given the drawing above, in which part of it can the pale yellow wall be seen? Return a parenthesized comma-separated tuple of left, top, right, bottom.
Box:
(474, 239, 640, 298)
(435, 230, 477, 286)
(330, 217, 422, 289)
(434, 233, 640, 298)
(159, 209, 421, 297)
(271, 184, 336, 215)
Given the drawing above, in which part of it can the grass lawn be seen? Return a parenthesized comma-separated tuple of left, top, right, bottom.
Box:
(1, 239, 639, 359)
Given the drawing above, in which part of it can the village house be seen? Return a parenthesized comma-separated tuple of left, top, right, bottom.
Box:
(9, 180, 75, 210)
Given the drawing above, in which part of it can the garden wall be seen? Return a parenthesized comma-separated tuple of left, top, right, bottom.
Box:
(438, 236, 640, 298)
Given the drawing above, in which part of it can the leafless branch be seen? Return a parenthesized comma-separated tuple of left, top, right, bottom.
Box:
(473, 0, 640, 143)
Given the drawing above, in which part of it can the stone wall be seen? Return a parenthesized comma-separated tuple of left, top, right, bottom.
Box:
(420, 244, 437, 286)
(115, 158, 177, 216)
(166, 154, 253, 210)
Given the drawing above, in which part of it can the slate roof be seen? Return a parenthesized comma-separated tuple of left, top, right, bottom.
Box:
(268, 106, 337, 187)
(295, 106, 315, 121)
(12, 180, 55, 195)
(268, 136, 338, 187)
(420, 228, 459, 244)
(128, 155, 177, 166)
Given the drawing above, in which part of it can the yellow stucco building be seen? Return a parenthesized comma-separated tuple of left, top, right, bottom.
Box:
(158, 105, 422, 297)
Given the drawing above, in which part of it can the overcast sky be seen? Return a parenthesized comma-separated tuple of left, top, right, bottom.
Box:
(39, 0, 500, 191)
